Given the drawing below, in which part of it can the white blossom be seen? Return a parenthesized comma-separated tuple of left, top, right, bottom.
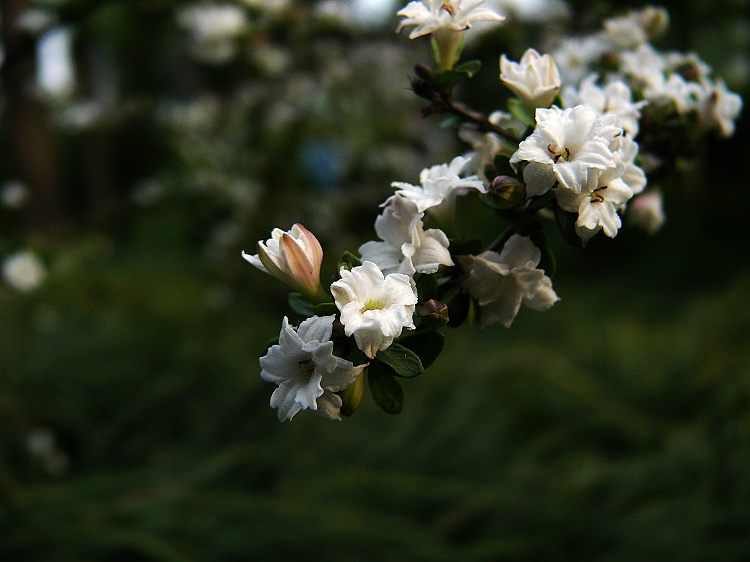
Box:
(177, 4, 248, 64)
(330, 261, 418, 358)
(554, 166, 635, 245)
(551, 36, 608, 85)
(561, 74, 647, 136)
(358, 195, 454, 276)
(510, 105, 623, 197)
(459, 235, 558, 327)
(260, 316, 365, 421)
(2, 250, 47, 293)
(392, 155, 486, 225)
(242, 224, 326, 302)
(602, 12, 648, 51)
(396, 0, 505, 39)
(697, 78, 743, 138)
(500, 48, 561, 109)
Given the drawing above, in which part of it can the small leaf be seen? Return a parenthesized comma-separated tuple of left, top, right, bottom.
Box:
(337, 251, 362, 272)
(368, 363, 404, 414)
(507, 98, 536, 129)
(396, 330, 445, 369)
(553, 201, 584, 248)
(376, 343, 424, 378)
(454, 59, 482, 77)
(288, 293, 314, 317)
(312, 302, 338, 316)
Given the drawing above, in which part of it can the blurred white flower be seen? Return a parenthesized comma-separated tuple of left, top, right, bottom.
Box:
(359, 195, 453, 276)
(0, 180, 29, 209)
(561, 74, 647, 136)
(331, 261, 417, 358)
(459, 235, 558, 327)
(260, 316, 365, 421)
(551, 36, 608, 85)
(242, 224, 326, 302)
(510, 105, 623, 196)
(3, 250, 47, 293)
(396, 0, 505, 39)
(500, 48, 561, 110)
(697, 78, 743, 138)
(392, 155, 486, 226)
(627, 190, 666, 235)
(177, 4, 248, 64)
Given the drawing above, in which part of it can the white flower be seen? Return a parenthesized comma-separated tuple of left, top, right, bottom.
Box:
(561, 74, 647, 136)
(500, 48, 561, 109)
(510, 105, 623, 197)
(615, 135, 646, 195)
(242, 224, 326, 302)
(330, 261, 418, 358)
(619, 43, 667, 90)
(459, 235, 558, 327)
(392, 155, 486, 225)
(697, 78, 743, 138)
(260, 316, 365, 421)
(177, 4, 248, 64)
(2, 250, 47, 292)
(554, 166, 635, 245)
(396, 0, 505, 39)
(551, 36, 608, 85)
(602, 12, 648, 51)
(553, 133, 645, 244)
(627, 190, 666, 234)
(358, 195, 454, 276)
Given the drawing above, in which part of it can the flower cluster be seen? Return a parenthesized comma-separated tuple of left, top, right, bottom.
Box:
(244, 2, 742, 421)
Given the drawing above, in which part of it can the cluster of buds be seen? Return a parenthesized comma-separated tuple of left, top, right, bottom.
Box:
(244, 1, 743, 422)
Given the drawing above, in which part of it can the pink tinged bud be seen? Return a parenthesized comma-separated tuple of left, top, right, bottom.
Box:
(243, 224, 326, 301)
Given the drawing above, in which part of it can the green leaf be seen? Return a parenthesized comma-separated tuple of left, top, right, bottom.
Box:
(376, 343, 424, 378)
(368, 363, 404, 414)
(337, 251, 362, 272)
(507, 98, 536, 129)
(396, 330, 445, 369)
(312, 302, 338, 316)
(553, 201, 584, 248)
(288, 293, 314, 317)
(454, 59, 482, 77)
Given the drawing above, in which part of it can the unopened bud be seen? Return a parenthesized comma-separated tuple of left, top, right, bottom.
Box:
(486, 175, 526, 209)
(419, 299, 449, 329)
(639, 7, 669, 41)
(414, 63, 433, 80)
(339, 372, 365, 417)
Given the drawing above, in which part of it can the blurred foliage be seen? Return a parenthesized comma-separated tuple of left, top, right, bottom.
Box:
(1, 0, 749, 560)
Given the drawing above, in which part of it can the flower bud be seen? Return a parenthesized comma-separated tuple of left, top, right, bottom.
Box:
(486, 175, 526, 209)
(500, 49, 560, 110)
(339, 372, 365, 417)
(414, 63, 433, 80)
(418, 299, 449, 329)
(242, 224, 328, 303)
(639, 7, 669, 41)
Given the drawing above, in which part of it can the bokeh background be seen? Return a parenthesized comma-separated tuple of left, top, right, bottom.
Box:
(1, 0, 749, 559)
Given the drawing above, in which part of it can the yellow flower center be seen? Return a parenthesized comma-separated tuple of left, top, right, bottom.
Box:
(362, 298, 384, 312)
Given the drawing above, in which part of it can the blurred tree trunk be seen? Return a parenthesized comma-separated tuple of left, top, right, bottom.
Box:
(1, 0, 66, 239)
